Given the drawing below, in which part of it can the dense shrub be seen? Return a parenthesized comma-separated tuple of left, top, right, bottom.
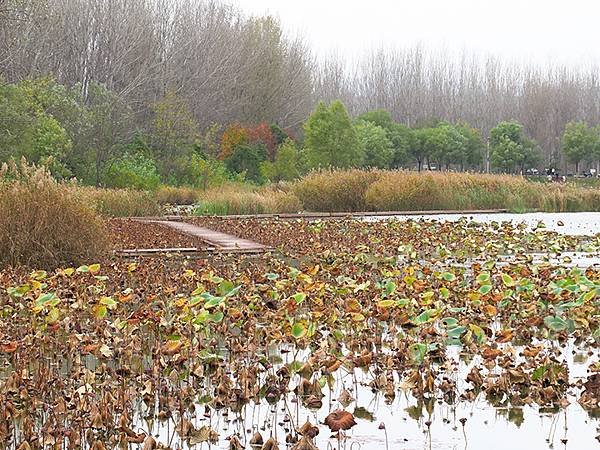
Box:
(0, 162, 109, 268)
(103, 153, 161, 190)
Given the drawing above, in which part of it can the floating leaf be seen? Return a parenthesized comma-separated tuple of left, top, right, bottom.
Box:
(441, 272, 456, 282)
(291, 322, 307, 339)
(544, 315, 568, 332)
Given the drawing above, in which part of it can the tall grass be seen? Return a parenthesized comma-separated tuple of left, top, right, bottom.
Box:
(195, 184, 302, 215)
(76, 186, 161, 217)
(292, 169, 383, 212)
(156, 186, 200, 205)
(365, 171, 600, 212)
(0, 162, 109, 268)
(193, 169, 600, 215)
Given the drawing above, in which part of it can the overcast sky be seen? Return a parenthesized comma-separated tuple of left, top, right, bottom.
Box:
(229, 0, 599, 65)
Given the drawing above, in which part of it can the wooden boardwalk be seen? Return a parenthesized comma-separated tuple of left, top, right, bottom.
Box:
(149, 220, 268, 251)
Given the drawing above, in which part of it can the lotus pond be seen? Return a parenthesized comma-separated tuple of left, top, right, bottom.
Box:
(1, 216, 599, 449)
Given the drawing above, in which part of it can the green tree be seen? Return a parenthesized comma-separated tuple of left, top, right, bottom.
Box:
(151, 90, 199, 182)
(357, 109, 413, 168)
(303, 100, 363, 169)
(261, 138, 303, 182)
(80, 82, 133, 185)
(490, 121, 540, 173)
(0, 79, 73, 177)
(225, 143, 267, 183)
(104, 152, 161, 190)
(353, 120, 394, 168)
(561, 121, 597, 173)
(456, 123, 484, 170)
(357, 109, 395, 130)
(411, 128, 432, 172)
(182, 152, 231, 190)
(422, 123, 468, 170)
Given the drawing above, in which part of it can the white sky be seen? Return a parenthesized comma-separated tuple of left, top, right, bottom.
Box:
(230, 0, 600, 65)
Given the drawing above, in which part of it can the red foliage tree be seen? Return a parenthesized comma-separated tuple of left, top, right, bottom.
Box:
(247, 122, 278, 161)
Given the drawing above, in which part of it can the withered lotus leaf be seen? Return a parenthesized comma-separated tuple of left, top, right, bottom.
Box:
(324, 410, 357, 432)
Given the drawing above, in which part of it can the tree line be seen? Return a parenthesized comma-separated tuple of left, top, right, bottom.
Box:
(3, 75, 599, 188)
(2, 0, 600, 183)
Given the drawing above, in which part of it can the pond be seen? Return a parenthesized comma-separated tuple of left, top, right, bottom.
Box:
(143, 340, 599, 450)
(370, 212, 600, 236)
(2, 216, 599, 450)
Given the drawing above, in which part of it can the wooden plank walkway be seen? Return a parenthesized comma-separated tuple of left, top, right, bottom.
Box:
(142, 220, 270, 253)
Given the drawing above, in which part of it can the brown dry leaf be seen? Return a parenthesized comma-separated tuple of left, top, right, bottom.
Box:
(161, 340, 183, 356)
(0, 341, 18, 353)
(298, 420, 319, 438)
(262, 437, 280, 450)
(291, 436, 318, 450)
(482, 347, 503, 360)
(142, 436, 156, 450)
(324, 410, 357, 432)
(190, 426, 219, 445)
(495, 329, 513, 343)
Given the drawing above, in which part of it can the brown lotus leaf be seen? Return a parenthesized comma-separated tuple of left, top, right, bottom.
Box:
(338, 388, 355, 407)
(161, 340, 183, 356)
(90, 441, 107, 450)
(250, 431, 264, 446)
(482, 347, 503, 360)
(524, 316, 543, 327)
(352, 350, 373, 368)
(324, 358, 343, 374)
(522, 345, 543, 358)
(495, 329, 513, 343)
(142, 436, 156, 450)
(291, 436, 318, 450)
(298, 420, 319, 438)
(16, 442, 32, 450)
(507, 369, 527, 384)
(1, 341, 18, 353)
(298, 361, 314, 379)
(228, 435, 244, 450)
(126, 433, 146, 444)
(262, 437, 280, 450)
(466, 366, 484, 387)
(303, 394, 323, 409)
(190, 425, 219, 445)
(324, 409, 356, 432)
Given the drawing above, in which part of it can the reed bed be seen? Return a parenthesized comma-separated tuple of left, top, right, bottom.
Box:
(195, 169, 600, 214)
(0, 162, 109, 268)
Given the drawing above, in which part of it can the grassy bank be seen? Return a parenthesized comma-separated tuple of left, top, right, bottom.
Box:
(193, 169, 600, 215)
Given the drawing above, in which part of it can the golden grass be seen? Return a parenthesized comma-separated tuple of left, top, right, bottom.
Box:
(365, 171, 600, 212)
(0, 162, 109, 268)
(195, 169, 600, 214)
(292, 169, 383, 212)
(76, 187, 161, 217)
(156, 186, 200, 205)
(195, 184, 302, 215)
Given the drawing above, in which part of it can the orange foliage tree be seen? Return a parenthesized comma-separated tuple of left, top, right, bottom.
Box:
(219, 124, 248, 160)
